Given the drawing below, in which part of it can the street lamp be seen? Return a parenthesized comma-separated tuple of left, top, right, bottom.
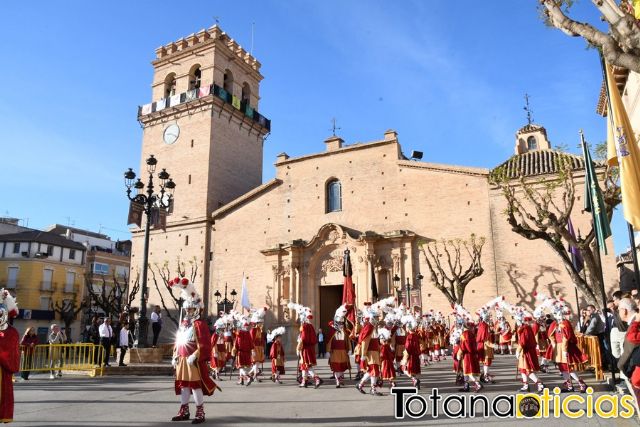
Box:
(124, 154, 175, 348)
(214, 283, 237, 314)
(393, 274, 401, 302)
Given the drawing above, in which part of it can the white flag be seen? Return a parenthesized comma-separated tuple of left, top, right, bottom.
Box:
(240, 273, 250, 311)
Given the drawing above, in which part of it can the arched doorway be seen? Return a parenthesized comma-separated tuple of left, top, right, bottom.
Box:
(319, 283, 343, 334)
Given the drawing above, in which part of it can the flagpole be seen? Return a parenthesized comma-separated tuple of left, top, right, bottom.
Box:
(581, 130, 616, 386)
(627, 222, 640, 292)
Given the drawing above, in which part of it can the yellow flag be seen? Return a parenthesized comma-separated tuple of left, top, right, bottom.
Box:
(634, 0, 640, 20)
(605, 63, 640, 230)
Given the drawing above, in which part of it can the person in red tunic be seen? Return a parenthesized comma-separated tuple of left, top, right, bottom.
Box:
(531, 316, 550, 373)
(450, 320, 464, 385)
(401, 315, 421, 389)
(169, 278, 218, 424)
(498, 318, 513, 355)
(326, 305, 351, 388)
(617, 297, 640, 406)
(475, 308, 495, 384)
(232, 316, 254, 386)
(209, 317, 228, 380)
(249, 307, 267, 382)
(546, 302, 588, 393)
(288, 302, 322, 388)
(379, 327, 396, 388)
(356, 305, 383, 396)
(0, 289, 19, 424)
(513, 312, 545, 393)
(456, 320, 483, 393)
(267, 327, 285, 384)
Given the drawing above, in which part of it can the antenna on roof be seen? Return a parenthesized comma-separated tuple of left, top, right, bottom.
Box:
(524, 93, 534, 125)
(250, 22, 255, 56)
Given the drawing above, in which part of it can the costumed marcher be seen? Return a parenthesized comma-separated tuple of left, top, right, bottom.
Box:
(454, 304, 483, 393)
(545, 299, 589, 393)
(356, 297, 395, 396)
(326, 305, 351, 388)
(450, 319, 464, 385)
(475, 305, 495, 384)
(379, 327, 396, 388)
(170, 278, 217, 424)
(231, 312, 254, 386)
(533, 292, 555, 373)
(0, 289, 19, 424)
(392, 307, 407, 371)
(401, 314, 421, 389)
(249, 307, 267, 382)
(288, 302, 322, 388)
(356, 303, 382, 395)
(209, 316, 228, 380)
(500, 300, 545, 393)
(432, 313, 446, 361)
(497, 312, 513, 355)
(268, 327, 285, 384)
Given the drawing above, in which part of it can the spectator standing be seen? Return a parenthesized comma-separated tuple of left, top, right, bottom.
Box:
(317, 328, 325, 358)
(48, 324, 66, 379)
(99, 318, 113, 367)
(118, 322, 132, 367)
(88, 315, 101, 364)
(585, 305, 608, 370)
(20, 327, 38, 380)
(151, 305, 162, 348)
(265, 329, 273, 359)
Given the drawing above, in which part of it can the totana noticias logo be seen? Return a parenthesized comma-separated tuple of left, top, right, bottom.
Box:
(391, 387, 637, 419)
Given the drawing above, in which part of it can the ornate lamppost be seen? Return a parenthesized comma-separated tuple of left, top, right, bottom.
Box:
(393, 273, 423, 308)
(124, 154, 175, 348)
(214, 283, 237, 315)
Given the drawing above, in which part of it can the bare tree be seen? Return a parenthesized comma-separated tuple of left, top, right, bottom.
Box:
(85, 271, 140, 319)
(149, 257, 198, 327)
(419, 234, 486, 305)
(51, 293, 86, 342)
(539, 0, 640, 72)
(489, 153, 620, 308)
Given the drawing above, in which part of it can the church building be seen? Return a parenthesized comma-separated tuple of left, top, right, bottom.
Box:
(131, 26, 617, 344)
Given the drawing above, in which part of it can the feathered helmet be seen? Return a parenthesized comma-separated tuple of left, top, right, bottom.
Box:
(551, 298, 571, 321)
(452, 303, 473, 326)
(384, 312, 397, 327)
(267, 326, 285, 341)
(533, 292, 557, 319)
(378, 327, 391, 341)
(499, 300, 532, 326)
(169, 277, 203, 314)
(401, 314, 418, 331)
(362, 302, 380, 321)
(333, 304, 348, 329)
(287, 302, 312, 323)
(229, 309, 251, 330)
(250, 307, 268, 324)
(0, 289, 18, 329)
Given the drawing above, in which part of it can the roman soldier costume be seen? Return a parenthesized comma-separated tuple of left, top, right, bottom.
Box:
(356, 304, 382, 395)
(475, 307, 495, 383)
(327, 305, 351, 387)
(268, 327, 285, 384)
(288, 302, 322, 388)
(249, 307, 267, 381)
(401, 314, 421, 389)
(379, 327, 396, 387)
(210, 317, 228, 380)
(0, 289, 19, 424)
(453, 303, 482, 393)
(546, 301, 588, 393)
(232, 315, 254, 386)
(170, 278, 217, 424)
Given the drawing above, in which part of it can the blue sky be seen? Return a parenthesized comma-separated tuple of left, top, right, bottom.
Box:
(0, 1, 634, 253)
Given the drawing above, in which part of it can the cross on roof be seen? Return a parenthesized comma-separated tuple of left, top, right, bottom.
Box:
(524, 93, 534, 125)
(329, 118, 341, 136)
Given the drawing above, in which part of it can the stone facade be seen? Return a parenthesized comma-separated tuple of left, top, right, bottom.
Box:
(131, 26, 618, 347)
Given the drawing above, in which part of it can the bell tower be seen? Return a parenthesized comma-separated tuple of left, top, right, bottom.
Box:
(131, 25, 270, 315)
(514, 94, 550, 154)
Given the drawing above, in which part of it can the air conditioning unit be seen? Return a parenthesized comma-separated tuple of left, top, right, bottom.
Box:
(34, 253, 49, 259)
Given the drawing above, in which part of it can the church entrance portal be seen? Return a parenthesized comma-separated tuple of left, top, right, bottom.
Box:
(319, 284, 343, 335)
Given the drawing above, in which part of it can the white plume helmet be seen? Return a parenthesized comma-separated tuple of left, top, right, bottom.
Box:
(401, 314, 418, 331)
(551, 298, 571, 320)
(394, 303, 408, 318)
(452, 303, 472, 322)
(287, 301, 312, 323)
(213, 317, 227, 330)
(229, 309, 250, 329)
(384, 312, 397, 326)
(449, 327, 462, 345)
(361, 302, 380, 320)
(268, 326, 286, 341)
(0, 288, 18, 327)
(372, 297, 396, 315)
(378, 327, 392, 341)
(169, 277, 203, 310)
(533, 292, 557, 319)
(333, 304, 348, 325)
(250, 306, 268, 324)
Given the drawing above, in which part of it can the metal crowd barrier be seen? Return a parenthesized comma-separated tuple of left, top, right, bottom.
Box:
(19, 344, 105, 377)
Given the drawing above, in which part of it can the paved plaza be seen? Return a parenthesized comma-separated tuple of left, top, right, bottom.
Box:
(11, 355, 639, 427)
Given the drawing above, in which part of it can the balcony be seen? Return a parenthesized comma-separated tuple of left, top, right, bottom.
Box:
(0, 281, 18, 289)
(138, 83, 271, 132)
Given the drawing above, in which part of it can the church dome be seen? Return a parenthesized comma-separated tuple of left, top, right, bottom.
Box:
(492, 149, 586, 179)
